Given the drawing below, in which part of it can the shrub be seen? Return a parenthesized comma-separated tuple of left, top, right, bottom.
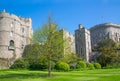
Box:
(55, 62, 70, 71)
(29, 63, 44, 70)
(94, 63, 101, 69)
(76, 61, 86, 69)
(88, 63, 95, 70)
(29, 61, 55, 70)
(10, 58, 29, 69)
(103, 63, 120, 69)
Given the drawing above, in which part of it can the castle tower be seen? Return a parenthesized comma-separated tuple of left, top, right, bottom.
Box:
(0, 9, 33, 68)
(75, 24, 91, 62)
(61, 29, 75, 55)
(90, 23, 120, 47)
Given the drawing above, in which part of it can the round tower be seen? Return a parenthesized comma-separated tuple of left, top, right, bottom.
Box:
(0, 9, 33, 69)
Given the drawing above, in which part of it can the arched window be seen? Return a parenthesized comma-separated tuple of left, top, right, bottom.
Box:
(8, 40, 14, 50)
(9, 40, 14, 47)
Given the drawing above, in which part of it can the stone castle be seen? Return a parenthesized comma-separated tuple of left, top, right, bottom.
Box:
(0, 10, 119, 68)
(0, 9, 33, 68)
(76, 23, 120, 62)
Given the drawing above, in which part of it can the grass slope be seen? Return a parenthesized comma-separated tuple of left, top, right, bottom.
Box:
(0, 69, 120, 81)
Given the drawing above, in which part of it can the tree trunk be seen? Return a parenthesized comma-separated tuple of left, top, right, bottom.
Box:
(48, 60, 51, 77)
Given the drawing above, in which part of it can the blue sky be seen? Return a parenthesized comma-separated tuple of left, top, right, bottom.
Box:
(0, 0, 120, 34)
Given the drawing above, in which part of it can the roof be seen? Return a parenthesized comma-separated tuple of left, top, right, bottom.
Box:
(90, 23, 120, 31)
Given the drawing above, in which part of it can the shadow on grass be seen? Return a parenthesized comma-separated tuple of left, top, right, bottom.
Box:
(0, 72, 49, 79)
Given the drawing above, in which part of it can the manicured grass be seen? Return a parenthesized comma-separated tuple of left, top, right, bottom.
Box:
(0, 69, 120, 81)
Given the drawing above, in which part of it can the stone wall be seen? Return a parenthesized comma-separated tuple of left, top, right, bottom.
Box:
(75, 24, 91, 62)
(0, 9, 33, 69)
(90, 23, 120, 47)
(59, 29, 75, 55)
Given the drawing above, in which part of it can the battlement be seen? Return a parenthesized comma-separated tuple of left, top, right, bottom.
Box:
(19, 17, 32, 23)
(90, 22, 120, 31)
(0, 9, 31, 24)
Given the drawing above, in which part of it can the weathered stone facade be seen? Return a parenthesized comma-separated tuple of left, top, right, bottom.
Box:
(90, 23, 120, 47)
(0, 9, 33, 68)
(75, 24, 91, 62)
(59, 29, 75, 55)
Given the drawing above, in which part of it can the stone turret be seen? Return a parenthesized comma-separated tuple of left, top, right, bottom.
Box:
(79, 24, 83, 29)
(0, 9, 33, 69)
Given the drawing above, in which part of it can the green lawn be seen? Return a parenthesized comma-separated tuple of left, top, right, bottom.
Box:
(0, 69, 120, 81)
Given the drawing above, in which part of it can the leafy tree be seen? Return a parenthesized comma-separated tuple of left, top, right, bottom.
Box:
(10, 58, 29, 69)
(97, 39, 117, 49)
(33, 17, 64, 77)
(23, 44, 42, 65)
(59, 53, 80, 64)
(29, 61, 55, 70)
(96, 39, 120, 67)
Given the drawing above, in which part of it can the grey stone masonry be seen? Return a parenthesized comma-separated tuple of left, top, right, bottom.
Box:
(75, 24, 91, 62)
(0, 9, 33, 69)
(90, 23, 120, 47)
(59, 29, 75, 55)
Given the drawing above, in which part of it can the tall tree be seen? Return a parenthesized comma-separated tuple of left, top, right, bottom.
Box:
(96, 39, 120, 67)
(33, 17, 64, 77)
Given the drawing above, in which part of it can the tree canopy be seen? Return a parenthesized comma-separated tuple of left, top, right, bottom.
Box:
(33, 18, 64, 77)
(96, 39, 120, 67)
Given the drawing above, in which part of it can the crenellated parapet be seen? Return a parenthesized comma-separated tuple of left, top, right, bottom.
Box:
(0, 9, 32, 27)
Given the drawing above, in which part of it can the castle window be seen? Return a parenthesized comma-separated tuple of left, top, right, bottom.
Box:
(11, 23, 13, 27)
(21, 44, 24, 49)
(22, 28, 24, 33)
(81, 48, 82, 54)
(116, 33, 117, 37)
(10, 40, 14, 47)
(8, 40, 14, 50)
(11, 22, 15, 28)
(10, 31, 13, 36)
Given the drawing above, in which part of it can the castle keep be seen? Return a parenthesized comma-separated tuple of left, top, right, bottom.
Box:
(90, 23, 120, 47)
(0, 9, 33, 68)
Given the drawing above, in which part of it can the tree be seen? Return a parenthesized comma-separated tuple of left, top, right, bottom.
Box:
(33, 17, 64, 77)
(59, 53, 79, 64)
(23, 44, 41, 64)
(10, 58, 29, 69)
(96, 39, 120, 67)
